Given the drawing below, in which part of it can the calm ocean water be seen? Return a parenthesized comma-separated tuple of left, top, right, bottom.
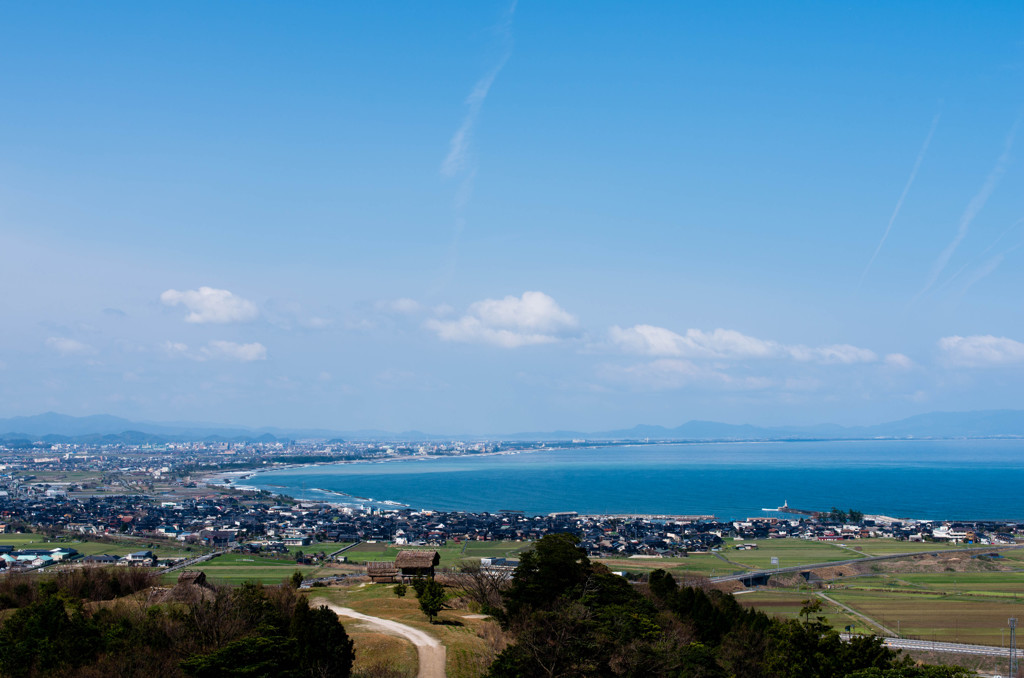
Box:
(244, 440, 1024, 520)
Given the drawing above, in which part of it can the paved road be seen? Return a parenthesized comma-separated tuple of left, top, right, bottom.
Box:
(315, 600, 446, 678)
(841, 633, 1015, 659)
(710, 543, 1024, 583)
(162, 549, 226, 574)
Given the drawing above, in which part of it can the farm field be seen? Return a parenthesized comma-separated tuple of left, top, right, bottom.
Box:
(279, 541, 354, 554)
(159, 552, 335, 586)
(720, 539, 864, 570)
(594, 554, 722, 579)
(850, 539, 978, 556)
(0, 532, 204, 559)
(310, 582, 503, 678)
(825, 589, 1022, 647)
(840, 571, 1024, 598)
(18, 470, 101, 483)
(344, 540, 528, 568)
(735, 590, 875, 635)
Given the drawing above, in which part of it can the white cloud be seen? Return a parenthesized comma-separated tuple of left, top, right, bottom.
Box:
(160, 287, 258, 324)
(426, 291, 578, 348)
(162, 340, 267, 362)
(262, 298, 331, 330)
(884, 353, 914, 369)
(201, 340, 267, 362)
(161, 341, 190, 357)
(433, 303, 456, 317)
(378, 298, 422, 314)
(608, 325, 877, 364)
(939, 334, 1024, 367)
(789, 344, 878, 365)
(45, 337, 95, 356)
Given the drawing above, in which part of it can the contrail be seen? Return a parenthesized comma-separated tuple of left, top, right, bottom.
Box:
(915, 117, 1020, 300)
(955, 241, 1023, 300)
(440, 2, 516, 179)
(860, 112, 941, 286)
(440, 54, 511, 179)
(934, 215, 1024, 294)
(433, 2, 516, 295)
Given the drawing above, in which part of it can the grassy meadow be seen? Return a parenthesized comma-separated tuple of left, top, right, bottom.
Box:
(158, 552, 335, 586)
(0, 532, 204, 559)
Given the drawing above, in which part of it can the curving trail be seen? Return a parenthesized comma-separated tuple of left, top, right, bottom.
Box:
(313, 600, 447, 678)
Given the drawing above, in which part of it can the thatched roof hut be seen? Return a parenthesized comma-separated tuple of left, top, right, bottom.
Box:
(177, 570, 207, 587)
(366, 560, 399, 583)
(395, 550, 440, 579)
(149, 569, 214, 604)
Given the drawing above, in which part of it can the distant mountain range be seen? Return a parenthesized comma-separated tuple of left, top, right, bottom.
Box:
(3, 410, 1024, 445)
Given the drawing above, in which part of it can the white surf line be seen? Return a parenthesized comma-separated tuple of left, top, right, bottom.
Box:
(315, 600, 447, 678)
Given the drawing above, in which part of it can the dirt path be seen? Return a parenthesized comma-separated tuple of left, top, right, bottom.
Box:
(314, 600, 447, 678)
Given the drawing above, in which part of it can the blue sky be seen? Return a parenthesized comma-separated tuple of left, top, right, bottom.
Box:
(3, 3, 1024, 433)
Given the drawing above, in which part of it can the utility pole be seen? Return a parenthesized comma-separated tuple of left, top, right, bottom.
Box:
(1010, 617, 1017, 678)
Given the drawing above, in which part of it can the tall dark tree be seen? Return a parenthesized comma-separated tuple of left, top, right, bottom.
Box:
(0, 585, 102, 678)
(417, 579, 447, 623)
(290, 597, 355, 677)
(501, 532, 590, 619)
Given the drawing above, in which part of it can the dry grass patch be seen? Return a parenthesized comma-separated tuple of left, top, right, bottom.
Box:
(348, 630, 417, 678)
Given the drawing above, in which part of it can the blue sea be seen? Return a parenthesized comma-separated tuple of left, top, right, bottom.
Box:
(242, 440, 1024, 521)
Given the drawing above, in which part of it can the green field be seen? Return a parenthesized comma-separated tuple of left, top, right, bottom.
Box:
(720, 539, 864, 570)
(850, 539, 977, 556)
(160, 552, 333, 586)
(738, 586, 1024, 646)
(736, 590, 876, 635)
(827, 589, 1022, 646)
(282, 541, 354, 554)
(595, 554, 722, 579)
(0, 533, 203, 559)
(344, 540, 528, 568)
(839, 571, 1024, 597)
(0, 534, 61, 549)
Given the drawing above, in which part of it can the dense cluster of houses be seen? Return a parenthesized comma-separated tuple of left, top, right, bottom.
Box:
(729, 515, 1021, 545)
(0, 481, 1018, 567)
(0, 441, 1020, 561)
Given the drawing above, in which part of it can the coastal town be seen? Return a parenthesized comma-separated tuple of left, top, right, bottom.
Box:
(0, 438, 1019, 572)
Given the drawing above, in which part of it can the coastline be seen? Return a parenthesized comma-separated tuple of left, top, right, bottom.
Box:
(205, 439, 1024, 521)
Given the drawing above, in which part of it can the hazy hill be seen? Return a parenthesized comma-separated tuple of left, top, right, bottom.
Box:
(3, 409, 1024, 443)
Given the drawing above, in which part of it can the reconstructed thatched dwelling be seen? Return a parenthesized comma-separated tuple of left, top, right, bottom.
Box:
(395, 550, 440, 580)
(177, 570, 207, 587)
(366, 561, 399, 583)
(149, 569, 215, 604)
